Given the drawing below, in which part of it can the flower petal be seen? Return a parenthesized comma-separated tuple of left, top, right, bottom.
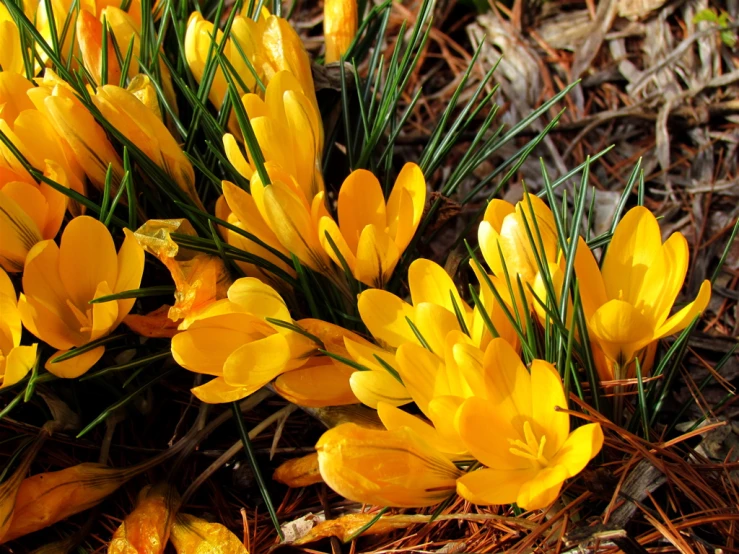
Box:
(354, 224, 399, 288)
(654, 280, 711, 339)
(349, 370, 411, 408)
(113, 229, 145, 326)
(516, 465, 568, 510)
(573, 237, 607, 321)
(481, 338, 532, 422)
(551, 423, 604, 478)
(1, 344, 37, 388)
(337, 170, 387, 254)
(223, 332, 299, 390)
(601, 206, 662, 305)
(45, 346, 105, 378)
(59, 216, 118, 309)
(274, 362, 358, 407)
(191, 377, 251, 404)
(455, 396, 530, 470)
(387, 163, 425, 251)
(408, 258, 467, 315)
(378, 401, 464, 455)
(589, 299, 653, 365)
(227, 277, 291, 324)
(530, 360, 569, 458)
(456, 467, 537, 505)
(395, 342, 448, 417)
(357, 289, 416, 348)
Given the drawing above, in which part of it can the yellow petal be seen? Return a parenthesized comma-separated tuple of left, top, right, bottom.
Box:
(408, 258, 467, 315)
(343, 336, 397, 373)
(324, 0, 358, 63)
(516, 465, 569, 510)
(530, 360, 569, 457)
(601, 206, 662, 305)
(654, 279, 711, 339)
(223, 134, 253, 180)
(354, 224, 399, 287)
(573, 237, 607, 321)
(337, 169, 386, 253)
(357, 289, 416, 348)
(478, 199, 515, 278)
(0, 186, 43, 272)
(589, 299, 653, 364)
(282, 88, 324, 200)
(170, 513, 248, 554)
(45, 346, 105, 378)
(227, 277, 291, 324)
(395, 342, 448, 417)
(427, 395, 466, 449)
(455, 396, 530, 470)
(17, 294, 81, 351)
(222, 332, 296, 389)
(59, 216, 118, 308)
(551, 423, 604, 477)
(481, 338, 532, 419)
(76, 9, 121, 86)
(273, 453, 322, 488)
(413, 302, 460, 354)
(637, 232, 689, 327)
(349, 370, 411, 408)
(0, 72, 34, 121)
(1, 344, 37, 388)
(316, 423, 460, 508)
(319, 215, 356, 273)
(90, 281, 118, 341)
(274, 362, 358, 407)
(377, 401, 463, 455)
(386, 163, 425, 251)
(456, 466, 537, 505)
(190, 377, 251, 404)
(113, 229, 145, 326)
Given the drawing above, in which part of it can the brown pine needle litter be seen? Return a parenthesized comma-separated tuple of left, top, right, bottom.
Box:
(1, 0, 737, 552)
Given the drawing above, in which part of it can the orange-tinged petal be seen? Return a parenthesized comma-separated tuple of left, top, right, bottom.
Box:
(357, 289, 416, 348)
(386, 163, 425, 251)
(354, 224, 399, 287)
(654, 280, 711, 339)
(530, 360, 569, 458)
(274, 362, 358, 407)
(59, 216, 118, 309)
(455, 396, 530, 470)
(1, 344, 37, 388)
(191, 376, 251, 404)
(113, 229, 145, 326)
(45, 346, 105, 378)
(273, 453, 322, 487)
(0, 73, 34, 121)
(90, 281, 118, 341)
(551, 423, 604, 477)
(337, 169, 386, 252)
(516, 465, 568, 510)
(76, 9, 122, 86)
(601, 206, 662, 305)
(456, 466, 537, 505)
(349, 370, 411, 408)
(589, 299, 653, 364)
(18, 294, 82, 351)
(316, 423, 460, 508)
(324, 0, 357, 63)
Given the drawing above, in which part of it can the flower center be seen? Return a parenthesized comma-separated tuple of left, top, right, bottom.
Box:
(508, 420, 549, 468)
(66, 299, 92, 334)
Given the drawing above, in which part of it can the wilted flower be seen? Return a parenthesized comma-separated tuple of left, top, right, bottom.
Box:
(0, 268, 37, 387)
(170, 514, 248, 554)
(575, 206, 711, 380)
(18, 216, 145, 378)
(134, 219, 232, 329)
(0, 432, 46, 541)
(324, 0, 357, 63)
(318, 164, 426, 287)
(316, 423, 461, 507)
(455, 339, 603, 510)
(273, 452, 323, 487)
(108, 484, 180, 554)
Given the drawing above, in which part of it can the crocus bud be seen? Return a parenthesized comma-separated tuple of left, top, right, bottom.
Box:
(324, 0, 357, 63)
(316, 423, 460, 508)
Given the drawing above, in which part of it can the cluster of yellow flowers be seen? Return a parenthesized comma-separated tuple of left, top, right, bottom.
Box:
(0, 0, 714, 545)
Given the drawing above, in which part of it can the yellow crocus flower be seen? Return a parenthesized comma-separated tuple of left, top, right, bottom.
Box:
(28, 69, 125, 191)
(171, 277, 361, 405)
(324, 0, 357, 63)
(455, 338, 604, 510)
(224, 69, 324, 201)
(215, 181, 296, 287)
(18, 216, 145, 378)
(0, 268, 37, 388)
(478, 193, 558, 287)
(0, 161, 68, 272)
(574, 206, 711, 380)
(318, 164, 426, 287)
(357, 258, 513, 355)
(316, 422, 461, 508)
(91, 84, 202, 207)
